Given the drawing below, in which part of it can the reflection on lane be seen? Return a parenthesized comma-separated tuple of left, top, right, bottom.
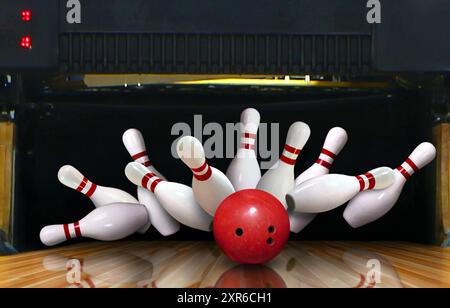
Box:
(341, 248, 403, 288)
(18, 241, 404, 288)
(214, 265, 286, 288)
(269, 243, 403, 288)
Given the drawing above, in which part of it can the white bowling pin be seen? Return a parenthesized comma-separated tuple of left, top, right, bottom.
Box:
(123, 128, 180, 236)
(122, 129, 166, 179)
(58, 165, 139, 206)
(290, 127, 348, 233)
(343, 142, 436, 228)
(176, 136, 235, 216)
(125, 162, 212, 232)
(256, 122, 311, 210)
(295, 127, 348, 185)
(226, 108, 261, 191)
(286, 167, 395, 213)
(57, 165, 151, 233)
(40, 203, 149, 246)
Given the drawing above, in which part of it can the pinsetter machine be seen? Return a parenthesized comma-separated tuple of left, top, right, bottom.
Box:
(0, 0, 448, 251)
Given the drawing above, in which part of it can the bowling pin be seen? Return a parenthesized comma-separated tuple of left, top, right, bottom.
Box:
(290, 127, 348, 233)
(177, 136, 235, 216)
(226, 108, 261, 191)
(257, 122, 311, 210)
(125, 162, 212, 232)
(286, 167, 395, 213)
(122, 128, 180, 236)
(40, 202, 149, 246)
(57, 165, 151, 233)
(343, 142, 436, 228)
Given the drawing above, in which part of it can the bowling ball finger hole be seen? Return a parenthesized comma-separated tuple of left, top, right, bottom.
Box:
(235, 228, 244, 237)
(266, 237, 274, 245)
(268, 226, 275, 233)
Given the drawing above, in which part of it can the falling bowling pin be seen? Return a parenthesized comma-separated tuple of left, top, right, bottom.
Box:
(40, 202, 149, 246)
(290, 127, 348, 233)
(286, 167, 395, 213)
(57, 165, 151, 233)
(122, 128, 180, 236)
(58, 165, 139, 206)
(257, 122, 311, 210)
(125, 162, 212, 232)
(177, 136, 235, 216)
(343, 142, 436, 228)
(226, 108, 261, 191)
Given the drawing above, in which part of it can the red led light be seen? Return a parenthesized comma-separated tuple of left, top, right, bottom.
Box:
(21, 10, 32, 21)
(20, 36, 32, 49)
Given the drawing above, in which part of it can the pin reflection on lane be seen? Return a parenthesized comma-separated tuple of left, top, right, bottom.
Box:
(268, 243, 403, 288)
(40, 244, 182, 288)
(42, 250, 154, 288)
(33, 242, 404, 288)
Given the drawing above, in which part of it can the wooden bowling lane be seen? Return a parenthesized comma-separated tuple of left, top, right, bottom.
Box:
(0, 241, 449, 288)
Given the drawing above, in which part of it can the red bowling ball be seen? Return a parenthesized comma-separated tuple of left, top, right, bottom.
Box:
(213, 189, 290, 264)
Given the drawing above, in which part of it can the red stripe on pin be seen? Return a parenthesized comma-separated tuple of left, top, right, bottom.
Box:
(241, 144, 255, 150)
(194, 165, 212, 181)
(243, 132, 257, 139)
(142, 172, 155, 189)
(85, 184, 97, 197)
(143, 161, 152, 167)
(364, 172, 375, 189)
(132, 151, 148, 160)
(150, 179, 161, 192)
(396, 166, 410, 180)
(63, 224, 71, 240)
(316, 159, 332, 169)
(280, 155, 296, 165)
(356, 175, 365, 191)
(405, 158, 418, 172)
(284, 144, 301, 154)
(76, 177, 88, 192)
(321, 148, 337, 159)
(192, 161, 208, 173)
(74, 221, 82, 237)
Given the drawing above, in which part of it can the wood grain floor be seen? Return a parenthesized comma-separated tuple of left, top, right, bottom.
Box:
(0, 241, 449, 288)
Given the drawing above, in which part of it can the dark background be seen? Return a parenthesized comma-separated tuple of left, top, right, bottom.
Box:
(11, 86, 436, 251)
(2, 0, 450, 73)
